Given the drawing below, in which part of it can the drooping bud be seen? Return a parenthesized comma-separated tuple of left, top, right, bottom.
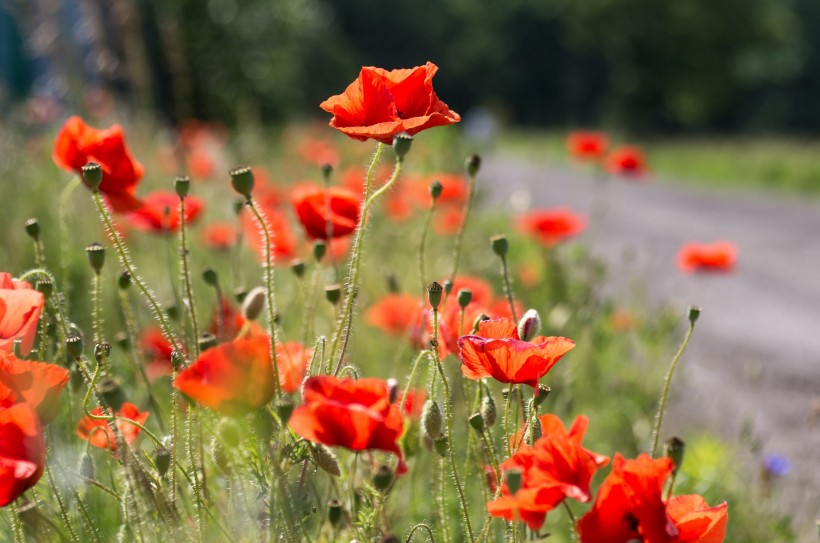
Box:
(174, 176, 191, 198)
(427, 281, 443, 310)
(35, 278, 53, 299)
(198, 332, 217, 352)
(465, 154, 482, 177)
(217, 418, 242, 448)
(66, 335, 83, 360)
(392, 132, 413, 161)
(81, 162, 103, 191)
(118, 271, 131, 290)
(372, 464, 393, 491)
(469, 412, 485, 432)
(421, 400, 442, 439)
(534, 385, 551, 406)
(94, 342, 111, 363)
(311, 444, 341, 477)
(525, 415, 542, 444)
(290, 259, 306, 278)
(229, 166, 254, 198)
(327, 500, 343, 527)
(24, 218, 40, 241)
(202, 267, 219, 287)
(324, 284, 342, 305)
(79, 452, 95, 480)
(386, 378, 399, 404)
(429, 180, 443, 202)
(312, 241, 326, 262)
(86, 242, 106, 274)
(154, 447, 171, 477)
(97, 377, 125, 411)
(241, 286, 266, 321)
(481, 392, 497, 427)
(517, 309, 542, 342)
(505, 468, 523, 495)
(688, 306, 701, 325)
(490, 235, 508, 258)
(664, 437, 685, 474)
(457, 288, 473, 309)
(433, 434, 449, 457)
(472, 313, 491, 333)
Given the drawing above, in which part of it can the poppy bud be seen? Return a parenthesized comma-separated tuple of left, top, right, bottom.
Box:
(472, 313, 491, 333)
(525, 415, 542, 444)
(386, 378, 399, 404)
(429, 180, 443, 201)
(443, 280, 453, 295)
(427, 281, 443, 310)
(311, 444, 341, 477)
(24, 218, 40, 241)
(505, 468, 523, 495)
(171, 350, 185, 369)
(481, 393, 497, 427)
(664, 437, 685, 474)
(79, 452, 95, 480)
(290, 259, 306, 278)
(241, 286, 266, 321)
(217, 418, 242, 448)
(327, 500, 343, 526)
(469, 412, 485, 432)
(465, 154, 482, 177)
(275, 397, 295, 423)
(392, 132, 413, 161)
(174, 176, 191, 198)
(35, 278, 53, 299)
(229, 166, 254, 198)
(312, 241, 326, 262)
(490, 235, 508, 258)
(373, 464, 393, 491)
(517, 309, 542, 342)
(118, 271, 132, 290)
(533, 385, 551, 406)
(688, 305, 701, 325)
(202, 267, 219, 287)
(198, 332, 217, 352)
(154, 447, 171, 477)
(66, 335, 83, 360)
(234, 288, 248, 304)
(95, 342, 111, 363)
(86, 242, 106, 274)
(97, 377, 124, 411)
(82, 162, 103, 191)
(457, 288, 473, 309)
(386, 273, 400, 293)
(421, 400, 442, 439)
(324, 284, 342, 305)
(433, 434, 449, 457)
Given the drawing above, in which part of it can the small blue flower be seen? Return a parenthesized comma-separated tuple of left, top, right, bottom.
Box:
(762, 453, 791, 477)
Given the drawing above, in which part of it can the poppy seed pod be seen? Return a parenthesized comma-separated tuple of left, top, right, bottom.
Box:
(312, 241, 327, 262)
(433, 434, 448, 457)
(465, 154, 482, 177)
(505, 468, 523, 495)
(457, 288, 473, 309)
(24, 218, 40, 241)
(324, 284, 342, 305)
(373, 464, 394, 491)
(429, 180, 443, 201)
(202, 267, 219, 287)
(517, 309, 542, 342)
(688, 305, 701, 324)
(118, 271, 131, 290)
(327, 500, 343, 526)
(81, 162, 103, 191)
(469, 412, 485, 432)
(392, 132, 413, 160)
(153, 447, 171, 477)
(85, 242, 105, 274)
(35, 279, 53, 299)
(480, 393, 497, 427)
(664, 437, 685, 474)
(94, 342, 111, 363)
(198, 332, 217, 352)
(534, 385, 551, 407)
(229, 166, 254, 198)
(97, 377, 125, 411)
(290, 259, 306, 278)
(241, 287, 266, 321)
(442, 280, 453, 295)
(386, 378, 399, 404)
(174, 175, 190, 198)
(421, 400, 442, 439)
(311, 444, 341, 477)
(490, 235, 509, 258)
(66, 335, 83, 360)
(427, 281, 443, 310)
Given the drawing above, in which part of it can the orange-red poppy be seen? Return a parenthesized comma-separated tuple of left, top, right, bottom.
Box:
(567, 131, 609, 162)
(174, 336, 276, 416)
(365, 294, 424, 337)
(291, 184, 361, 240)
(276, 342, 312, 394)
(519, 208, 587, 247)
(458, 318, 575, 389)
(606, 146, 648, 177)
(666, 494, 728, 543)
(127, 191, 204, 234)
(677, 242, 737, 274)
(140, 326, 175, 381)
(0, 403, 45, 506)
(0, 353, 69, 425)
(298, 138, 340, 168)
(320, 62, 461, 143)
(0, 273, 45, 357)
(202, 222, 238, 251)
(208, 297, 265, 343)
(52, 116, 144, 212)
(487, 415, 609, 530)
(400, 389, 426, 419)
(241, 207, 298, 263)
(289, 376, 407, 473)
(76, 403, 150, 451)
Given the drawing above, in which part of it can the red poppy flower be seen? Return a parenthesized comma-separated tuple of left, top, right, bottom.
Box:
(567, 131, 609, 162)
(677, 242, 737, 274)
(289, 376, 407, 473)
(400, 389, 426, 419)
(187, 150, 217, 180)
(208, 298, 265, 343)
(0, 273, 45, 357)
(242, 207, 298, 263)
(52, 116, 144, 212)
(202, 222, 238, 250)
(127, 191, 204, 234)
(365, 294, 424, 337)
(450, 275, 495, 307)
(276, 342, 312, 394)
(487, 415, 609, 530)
(519, 208, 587, 247)
(458, 318, 575, 389)
(298, 138, 340, 167)
(174, 336, 276, 416)
(320, 62, 461, 143)
(140, 327, 175, 381)
(291, 184, 361, 240)
(434, 208, 465, 234)
(76, 403, 150, 451)
(606, 146, 648, 177)
(0, 353, 69, 425)
(0, 403, 45, 506)
(666, 494, 728, 543)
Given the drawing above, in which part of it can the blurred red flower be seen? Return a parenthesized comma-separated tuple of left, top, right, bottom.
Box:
(520, 208, 587, 247)
(298, 138, 340, 168)
(140, 327, 175, 381)
(677, 242, 737, 273)
(487, 414, 609, 530)
(606, 146, 648, 177)
(242, 207, 298, 263)
(208, 298, 265, 343)
(320, 62, 460, 143)
(400, 389, 426, 419)
(291, 184, 361, 240)
(202, 222, 238, 250)
(0, 353, 69, 424)
(0, 403, 45, 506)
(289, 376, 407, 473)
(458, 318, 575, 388)
(365, 294, 424, 337)
(127, 191, 204, 234)
(0, 273, 45, 357)
(276, 342, 312, 394)
(52, 116, 144, 212)
(666, 494, 729, 542)
(76, 403, 149, 451)
(174, 336, 276, 416)
(567, 131, 609, 161)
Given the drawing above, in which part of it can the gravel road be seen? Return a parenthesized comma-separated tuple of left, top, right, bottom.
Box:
(481, 153, 819, 539)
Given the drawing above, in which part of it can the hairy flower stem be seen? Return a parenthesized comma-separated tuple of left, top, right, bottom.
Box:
(498, 254, 518, 322)
(74, 490, 103, 543)
(563, 502, 577, 542)
(91, 271, 109, 372)
(431, 308, 475, 543)
(399, 350, 432, 420)
(434, 458, 450, 543)
(187, 409, 205, 542)
(504, 383, 515, 457)
(418, 199, 438, 296)
(178, 196, 200, 359)
(650, 318, 696, 458)
(445, 168, 478, 303)
(59, 176, 81, 292)
(45, 461, 81, 543)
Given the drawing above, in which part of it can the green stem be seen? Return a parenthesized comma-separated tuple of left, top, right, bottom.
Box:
(562, 502, 577, 542)
(499, 255, 518, 322)
(481, 428, 502, 498)
(178, 196, 201, 360)
(10, 502, 24, 543)
(73, 491, 103, 543)
(418, 197, 437, 296)
(45, 462, 81, 543)
(504, 383, 515, 456)
(187, 409, 205, 541)
(446, 168, 478, 302)
(399, 350, 432, 421)
(60, 176, 81, 292)
(434, 457, 450, 543)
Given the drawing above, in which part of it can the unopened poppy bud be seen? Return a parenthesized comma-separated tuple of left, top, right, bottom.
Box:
(664, 437, 685, 474)
(429, 180, 443, 201)
(481, 393, 497, 427)
(95, 342, 111, 363)
(457, 288, 473, 309)
(505, 468, 523, 495)
(327, 499, 343, 526)
(79, 452, 95, 480)
(525, 415, 542, 443)
(290, 259, 306, 278)
(313, 240, 330, 263)
(465, 154, 482, 177)
(118, 271, 131, 290)
(469, 412, 485, 432)
(373, 464, 393, 491)
(202, 267, 219, 287)
(229, 166, 254, 198)
(421, 400, 442, 439)
(241, 286, 266, 321)
(321, 163, 334, 182)
(174, 175, 190, 198)
(443, 280, 453, 295)
(66, 335, 83, 359)
(311, 444, 341, 477)
(472, 313, 491, 333)
(517, 309, 542, 342)
(386, 378, 399, 404)
(275, 397, 295, 422)
(217, 418, 242, 448)
(433, 434, 449, 457)
(35, 279, 53, 299)
(86, 242, 105, 274)
(427, 281, 443, 310)
(154, 447, 171, 477)
(82, 162, 103, 191)
(198, 332, 217, 352)
(392, 132, 413, 160)
(490, 235, 508, 258)
(97, 377, 124, 411)
(534, 385, 551, 406)
(171, 350, 185, 369)
(325, 284, 342, 305)
(386, 273, 400, 293)
(688, 305, 701, 324)
(24, 218, 40, 241)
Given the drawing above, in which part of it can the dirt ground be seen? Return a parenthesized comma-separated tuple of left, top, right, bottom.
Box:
(481, 153, 820, 540)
